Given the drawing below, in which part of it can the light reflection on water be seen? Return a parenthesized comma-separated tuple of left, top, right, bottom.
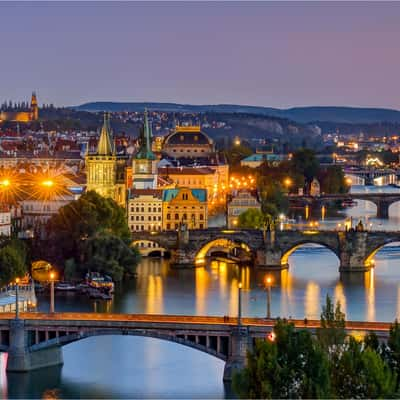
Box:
(2, 186, 400, 398)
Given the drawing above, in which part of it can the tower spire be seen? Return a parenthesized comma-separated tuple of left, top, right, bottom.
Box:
(135, 108, 156, 160)
(97, 112, 114, 156)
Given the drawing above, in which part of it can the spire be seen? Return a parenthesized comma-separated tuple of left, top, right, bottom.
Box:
(97, 113, 114, 156)
(135, 109, 156, 160)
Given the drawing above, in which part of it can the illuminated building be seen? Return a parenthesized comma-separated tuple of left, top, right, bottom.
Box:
(127, 189, 163, 232)
(162, 187, 207, 230)
(240, 153, 286, 168)
(0, 92, 39, 123)
(85, 114, 126, 206)
(132, 110, 158, 189)
(227, 190, 261, 228)
(0, 205, 11, 236)
(158, 167, 218, 203)
(162, 125, 214, 158)
(309, 178, 320, 197)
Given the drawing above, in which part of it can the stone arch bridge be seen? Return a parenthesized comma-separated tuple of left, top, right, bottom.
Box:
(132, 228, 400, 272)
(289, 193, 400, 219)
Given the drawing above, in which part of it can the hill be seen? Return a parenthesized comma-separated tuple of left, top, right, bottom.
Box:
(72, 102, 400, 124)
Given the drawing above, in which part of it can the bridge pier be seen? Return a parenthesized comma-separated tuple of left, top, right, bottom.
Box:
(338, 231, 371, 273)
(6, 319, 63, 372)
(255, 248, 288, 270)
(223, 326, 253, 382)
(376, 200, 390, 219)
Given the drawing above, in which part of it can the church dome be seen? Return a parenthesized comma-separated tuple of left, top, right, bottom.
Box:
(164, 127, 212, 146)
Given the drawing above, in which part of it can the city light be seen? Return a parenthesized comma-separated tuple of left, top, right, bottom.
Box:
(42, 180, 54, 188)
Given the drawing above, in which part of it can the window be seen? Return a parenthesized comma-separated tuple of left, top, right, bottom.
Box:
(167, 223, 171, 230)
(148, 216, 152, 221)
(167, 213, 171, 220)
(130, 207, 134, 213)
(136, 216, 139, 221)
(153, 207, 156, 212)
(183, 213, 187, 220)
(136, 207, 139, 212)
(141, 207, 144, 212)
(141, 225, 144, 230)
(141, 216, 144, 221)
(200, 223, 204, 229)
(130, 216, 134, 221)
(148, 207, 151, 212)
(200, 214, 204, 220)
(158, 207, 161, 212)
(175, 223, 179, 229)
(175, 213, 179, 220)
(182, 193, 188, 200)
(158, 216, 161, 221)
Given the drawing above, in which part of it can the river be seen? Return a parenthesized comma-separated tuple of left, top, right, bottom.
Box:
(1, 185, 400, 399)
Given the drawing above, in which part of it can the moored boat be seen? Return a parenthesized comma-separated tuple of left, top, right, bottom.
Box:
(55, 282, 76, 291)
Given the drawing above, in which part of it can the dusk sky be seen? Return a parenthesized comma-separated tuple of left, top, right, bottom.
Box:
(1, 1, 400, 109)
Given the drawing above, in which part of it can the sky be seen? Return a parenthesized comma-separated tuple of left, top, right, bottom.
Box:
(1, 1, 400, 109)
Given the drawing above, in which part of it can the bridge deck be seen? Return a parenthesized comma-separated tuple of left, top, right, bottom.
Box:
(0, 313, 392, 333)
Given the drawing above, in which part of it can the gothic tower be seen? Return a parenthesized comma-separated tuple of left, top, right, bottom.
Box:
(86, 113, 126, 206)
(132, 109, 158, 189)
(30, 92, 39, 121)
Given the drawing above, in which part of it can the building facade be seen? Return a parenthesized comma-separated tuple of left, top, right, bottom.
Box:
(162, 187, 207, 231)
(132, 110, 158, 189)
(0, 206, 11, 236)
(0, 92, 39, 123)
(227, 190, 261, 228)
(127, 189, 163, 232)
(85, 114, 126, 206)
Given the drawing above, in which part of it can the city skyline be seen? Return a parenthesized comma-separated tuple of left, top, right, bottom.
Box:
(2, 1, 400, 109)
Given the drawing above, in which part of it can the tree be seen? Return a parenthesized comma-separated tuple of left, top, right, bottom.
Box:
(233, 320, 331, 399)
(0, 240, 27, 286)
(317, 294, 346, 352)
(47, 191, 139, 281)
(384, 320, 400, 390)
(237, 209, 266, 229)
(290, 148, 320, 183)
(318, 165, 348, 194)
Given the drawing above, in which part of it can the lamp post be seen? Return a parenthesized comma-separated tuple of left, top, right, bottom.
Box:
(15, 277, 20, 320)
(238, 282, 242, 326)
(265, 276, 272, 319)
(49, 271, 55, 313)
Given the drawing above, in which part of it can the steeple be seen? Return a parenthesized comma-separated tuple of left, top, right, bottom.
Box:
(97, 113, 114, 156)
(135, 109, 156, 160)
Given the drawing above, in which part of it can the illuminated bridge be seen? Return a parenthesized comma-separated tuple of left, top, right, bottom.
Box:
(0, 313, 393, 379)
(132, 228, 400, 272)
(288, 192, 400, 219)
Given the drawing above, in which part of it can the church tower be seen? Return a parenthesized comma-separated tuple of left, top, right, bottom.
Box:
(86, 113, 126, 206)
(30, 92, 39, 121)
(132, 110, 158, 189)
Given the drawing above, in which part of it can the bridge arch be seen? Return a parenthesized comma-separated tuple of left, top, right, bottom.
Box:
(132, 239, 169, 257)
(364, 240, 400, 269)
(280, 239, 340, 268)
(28, 329, 228, 362)
(194, 237, 254, 265)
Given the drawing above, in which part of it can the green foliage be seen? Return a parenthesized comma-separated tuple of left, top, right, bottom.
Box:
(290, 148, 320, 182)
(0, 240, 27, 286)
(318, 165, 348, 194)
(237, 209, 267, 229)
(47, 191, 139, 281)
(258, 175, 289, 216)
(233, 320, 331, 399)
(317, 294, 346, 352)
(224, 144, 253, 166)
(385, 320, 400, 390)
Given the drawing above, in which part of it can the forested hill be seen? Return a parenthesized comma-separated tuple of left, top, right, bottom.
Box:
(72, 102, 400, 124)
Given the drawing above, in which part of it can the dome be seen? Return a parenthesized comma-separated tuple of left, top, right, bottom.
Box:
(165, 130, 211, 146)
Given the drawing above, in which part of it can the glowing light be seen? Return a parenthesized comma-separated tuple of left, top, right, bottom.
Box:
(238, 282, 242, 289)
(0, 179, 10, 187)
(42, 180, 54, 187)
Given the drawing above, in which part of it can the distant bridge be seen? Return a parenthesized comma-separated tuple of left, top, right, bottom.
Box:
(132, 228, 400, 272)
(289, 192, 400, 218)
(0, 313, 394, 379)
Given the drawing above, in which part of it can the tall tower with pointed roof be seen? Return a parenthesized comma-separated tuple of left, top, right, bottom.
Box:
(132, 110, 158, 189)
(86, 113, 126, 205)
(30, 92, 39, 121)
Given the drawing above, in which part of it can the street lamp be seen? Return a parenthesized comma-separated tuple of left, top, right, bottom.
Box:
(265, 276, 272, 319)
(49, 271, 55, 313)
(15, 277, 20, 320)
(238, 282, 242, 326)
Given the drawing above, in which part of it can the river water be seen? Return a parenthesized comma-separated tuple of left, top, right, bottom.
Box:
(2, 185, 400, 399)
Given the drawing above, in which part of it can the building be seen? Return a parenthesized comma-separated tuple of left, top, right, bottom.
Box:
(162, 125, 215, 158)
(162, 187, 207, 230)
(0, 92, 39, 123)
(0, 205, 11, 236)
(309, 178, 320, 197)
(127, 189, 163, 232)
(158, 166, 218, 203)
(132, 110, 158, 189)
(85, 114, 126, 206)
(240, 153, 286, 168)
(227, 190, 261, 228)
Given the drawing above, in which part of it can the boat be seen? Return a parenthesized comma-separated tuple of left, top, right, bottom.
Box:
(86, 272, 115, 293)
(55, 282, 76, 291)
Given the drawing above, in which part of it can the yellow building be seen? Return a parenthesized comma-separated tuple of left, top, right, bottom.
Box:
(85, 114, 126, 206)
(0, 92, 39, 123)
(158, 167, 218, 203)
(162, 187, 207, 231)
